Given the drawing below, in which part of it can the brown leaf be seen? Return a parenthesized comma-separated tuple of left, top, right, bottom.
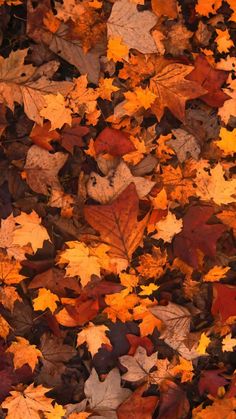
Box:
(117, 383, 159, 419)
(60, 118, 89, 153)
(29, 122, 60, 151)
(84, 183, 148, 266)
(28, 268, 81, 297)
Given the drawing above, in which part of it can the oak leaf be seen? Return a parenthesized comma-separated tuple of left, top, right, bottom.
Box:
(84, 183, 148, 267)
(77, 322, 111, 356)
(87, 161, 155, 204)
(150, 63, 206, 122)
(2, 383, 54, 419)
(107, 0, 158, 54)
(6, 337, 42, 371)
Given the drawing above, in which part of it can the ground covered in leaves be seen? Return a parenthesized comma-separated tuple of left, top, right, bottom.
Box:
(0, 0, 236, 418)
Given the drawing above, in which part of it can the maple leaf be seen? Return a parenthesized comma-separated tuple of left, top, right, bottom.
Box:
(29, 267, 81, 297)
(0, 252, 25, 285)
(68, 75, 99, 118)
(161, 164, 197, 205)
(94, 127, 135, 156)
(187, 55, 230, 108)
(173, 206, 226, 268)
(12, 211, 51, 254)
(212, 283, 236, 322)
(151, 0, 178, 18)
(98, 78, 119, 101)
(29, 122, 60, 151)
(150, 302, 199, 360)
(39, 93, 72, 130)
(6, 337, 42, 371)
(24, 145, 68, 196)
(151, 211, 183, 243)
(33, 288, 59, 313)
(167, 129, 201, 163)
(45, 404, 66, 419)
(198, 369, 228, 397)
(0, 286, 22, 312)
(195, 0, 222, 16)
(192, 396, 236, 419)
(0, 314, 11, 340)
(0, 49, 73, 125)
(57, 241, 112, 287)
(77, 322, 111, 356)
(203, 266, 230, 282)
(196, 333, 211, 355)
(222, 333, 236, 352)
(60, 117, 89, 153)
(84, 368, 131, 414)
(124, 87, 157, 115)
(195, 163, 236, 205)
(216, 128, 236, 156)
(117, 383, 159, 419)
(150, 63, 206, 122)
(107, 36, 129, 62)
(107, 0, 158, 54)
(104, 289, 139, 322)
(84, 183, 148, 267)
(119, 346, 158, 383)
(87, 160, 155, 204)
(215, 29, 233, 53)
(137, 247, 167, 279)
(2, 383, 54, 419)
(217, 209, 236, 236)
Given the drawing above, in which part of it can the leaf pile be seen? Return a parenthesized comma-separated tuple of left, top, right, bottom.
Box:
(0, 0, 236, 418)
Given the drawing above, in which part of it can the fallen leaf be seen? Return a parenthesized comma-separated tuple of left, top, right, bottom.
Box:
(94, 127, 136, 156)
(84, 368, 131, 414)
(29, 122, 60, 151)
(212, 283, 236, 322)
(222, 333, 236, 352)
(119, 346, 157, 383)
(196, 332, 211, 355)
(151, 211, 183, 243)
(215, 128, 236, 156)
(2, 383, 54, 419)
(84, 183, 148, 267)
(33, 288, 59, 313)
(6, 337, 42, 371)
(24, 145, 68, 195)
(117, 383, 159, 419)
(87, 161, 155, 204)
(150, 63, 206, 122)
(203, 266, 230, 282)
(173, 205, 226, 268)
(167, 129, 201, 163)
(77, 322, 111, 356)
(39, 93, 72, 130)
(107, 0, 158, 54)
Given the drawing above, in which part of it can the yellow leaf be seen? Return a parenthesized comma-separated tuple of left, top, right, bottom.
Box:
(139, 283, 159, 296)
(203, 266, 230, 282)
(57, 241, 112, 287)
(222, 333, 236, 352)
(124, 87, 157, 115)
(171, 357, 194, 382)
(216, 128, 236, 156)
(107, 36, 129, 62)
(196, 332, 211, 355)
(98, 78, 119, 100)
(151, 211, 183, 243)
(33, 288, 59, 313)
(215, 29, 233, 53)
(77, 322, 111, 356)
(2, 383, 54, 419)
(12, 211, 51, 254)
(123, 135, 146, 165)
(68, 75, 98, 115)
(6, 337, 42, 371)
(104, 289, 139, 322)
(45, 403, 66, 419)
(0, 252, 25, 284)
(151, 188, 168, 210)
(0, 314, 11, 340)
(119, 272, 139, 291)
(137, 248, 167, 279)
(40, 93, 72, 130)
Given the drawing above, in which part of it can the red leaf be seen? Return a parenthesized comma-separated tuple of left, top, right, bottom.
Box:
(60, 117, 89, 153)
(65, 297, 99, 326)
(187, 55, 230, 108)
(211, 283, 236, 322)
(173, 205, 226, 268)
(158, 381, 190, 419)
(94, 127, 136, 156)
(126, 334, 154, 356)
(117, 383, 159, 419)
(198, 369, 228, 397)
